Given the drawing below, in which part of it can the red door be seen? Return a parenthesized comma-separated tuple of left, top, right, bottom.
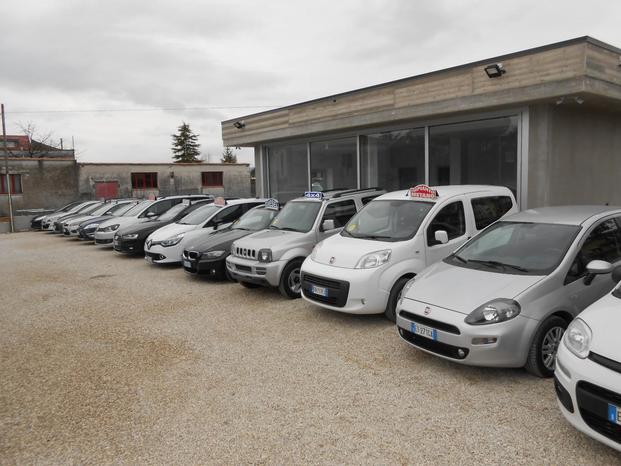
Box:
(95, 181, 119, 199)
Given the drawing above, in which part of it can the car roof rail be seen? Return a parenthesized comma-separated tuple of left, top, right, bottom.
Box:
(330, 187, 384, 198)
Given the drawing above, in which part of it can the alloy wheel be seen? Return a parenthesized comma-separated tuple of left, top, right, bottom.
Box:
(288, 267, 301, 293)
(541, 326, 564, 370)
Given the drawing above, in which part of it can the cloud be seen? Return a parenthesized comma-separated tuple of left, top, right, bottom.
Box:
(1, 0, 620, 166)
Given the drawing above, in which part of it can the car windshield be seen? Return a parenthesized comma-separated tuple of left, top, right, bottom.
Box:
(106, 202, 135, 216)
(90, 203, 116, 216)
(178, 205, 220, 225)
(269, 201, 321, 233)
(233, 208, 278, 231)
(342, 200, 434, 242)
(79, 203, 104, 215)
(446, 221, 581, 275)
(157, 203, 196, 222)
(122, 200, 152, 217)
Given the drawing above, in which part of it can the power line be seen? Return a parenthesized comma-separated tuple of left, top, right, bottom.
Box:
(6, 105, 282, 115)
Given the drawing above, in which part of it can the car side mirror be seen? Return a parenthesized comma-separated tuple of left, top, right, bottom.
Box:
(613, 265, 621, 284)
(322, 219, 336, 231)
(584, 260, 613, 285)
(434, 230, 449, 245)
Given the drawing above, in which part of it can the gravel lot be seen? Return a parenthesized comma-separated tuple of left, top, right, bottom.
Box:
(1, 232, 620, 465)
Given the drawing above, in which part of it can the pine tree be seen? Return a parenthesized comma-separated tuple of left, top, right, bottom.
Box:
(221, 146, 238, 163)
(171, 122, 201, 163)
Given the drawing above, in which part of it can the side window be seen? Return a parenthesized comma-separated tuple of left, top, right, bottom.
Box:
(566, 218, 621, 283)
(427, 201, 466, 246)
(471, 196, 514, 230)
(322, 200, 357, 229)
(212, 205, 243, 225)
(243, 202, 263, 213)
(142, 200, 172, 217)
(362, 195, 379, 205)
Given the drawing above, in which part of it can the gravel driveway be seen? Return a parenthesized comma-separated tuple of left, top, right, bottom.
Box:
(1, 232, 619, 464)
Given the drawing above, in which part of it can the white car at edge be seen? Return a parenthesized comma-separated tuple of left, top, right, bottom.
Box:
(555, 265, 621, 453)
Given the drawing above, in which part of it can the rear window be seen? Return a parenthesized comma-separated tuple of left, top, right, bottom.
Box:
(471, 196, 514, 230)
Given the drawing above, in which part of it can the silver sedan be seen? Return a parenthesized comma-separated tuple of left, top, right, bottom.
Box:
(396, 206, 621, 377)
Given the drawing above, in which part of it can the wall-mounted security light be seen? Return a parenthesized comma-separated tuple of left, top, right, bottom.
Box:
(233, 120, 246, 129)
(484, 63, 506, 78)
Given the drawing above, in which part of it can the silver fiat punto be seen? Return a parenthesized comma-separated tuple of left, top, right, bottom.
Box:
(396, 206, 621, 377)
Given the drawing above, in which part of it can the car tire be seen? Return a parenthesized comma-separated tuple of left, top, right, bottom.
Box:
(525, 315, 568, 378)
(278, 259, 304, 299)
(240, 281, 260, 289)
(385, 277, 411, 322)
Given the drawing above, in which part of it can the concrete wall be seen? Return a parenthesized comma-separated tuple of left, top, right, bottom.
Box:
(78, 163, 251, 199)
(527, 103, 621, 207)
(0, 158, 78, 216)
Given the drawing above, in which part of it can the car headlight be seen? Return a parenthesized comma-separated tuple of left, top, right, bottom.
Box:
(84, 223, 99, 231)
(160, 233, 185, 247)
(204, 250, 226, 259)
(465, 299, 521, 325)
(99, 224, 120, 232)
(355, 249, 391, 269)
(123, 233, 139, 240)
(258, 249, 272, 263)
(564, 318, 592, 359)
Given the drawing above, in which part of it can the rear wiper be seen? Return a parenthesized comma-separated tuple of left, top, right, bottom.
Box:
(469, 259, 529, 272)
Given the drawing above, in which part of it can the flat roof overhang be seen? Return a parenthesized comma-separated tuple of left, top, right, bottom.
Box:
(222, 36, 621, 147)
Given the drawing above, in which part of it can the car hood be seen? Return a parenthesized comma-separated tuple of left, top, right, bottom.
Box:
(233, 229, 307, 259)
(148, 223, 197, 241)
(578, 292, 621, 359)
(311, 233, 401, 268)
(118, 219, 171, 238)
(98, 216, 146, 230)
(403, 261, 545, 315)
(186, 228, 251, 253)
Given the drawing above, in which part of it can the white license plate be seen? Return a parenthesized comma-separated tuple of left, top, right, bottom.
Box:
(411, 322, 437, 340)
(183, 260, 192, 268)
(609, 404, 621, 425)
(311, 285, 329, 297)
(145, 256, 153, 263)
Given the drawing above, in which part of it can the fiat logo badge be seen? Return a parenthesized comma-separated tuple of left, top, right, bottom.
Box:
(329, 257, 335, 264)
(424, 306, 431, 315)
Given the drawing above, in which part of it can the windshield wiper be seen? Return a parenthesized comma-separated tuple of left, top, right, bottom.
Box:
(450, 253, 468, 264)
(357, 234, 392, 240)
(279, 227, 301, 232)
(269, 225, 281, 230)
(469, 259, 529, 273)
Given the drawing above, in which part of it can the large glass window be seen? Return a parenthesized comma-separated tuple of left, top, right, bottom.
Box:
(267, 143, 308, 203)
(360, 128, 425, 191)
(310, 138, 357, 192)
(429, 117, 518, 194)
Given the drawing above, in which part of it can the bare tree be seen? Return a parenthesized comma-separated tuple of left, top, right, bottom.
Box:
(17, 122, 60, 157)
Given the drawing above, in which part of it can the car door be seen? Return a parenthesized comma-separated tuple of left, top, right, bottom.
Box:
(316, 199, 357, 242)
(563, 217, 621, 313)
(425, 199, 468, 265)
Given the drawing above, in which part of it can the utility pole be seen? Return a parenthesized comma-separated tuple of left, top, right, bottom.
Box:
(1, 104, 15, 233)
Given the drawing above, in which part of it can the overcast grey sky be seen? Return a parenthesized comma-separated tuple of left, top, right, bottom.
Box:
(2, 0, 620, 165)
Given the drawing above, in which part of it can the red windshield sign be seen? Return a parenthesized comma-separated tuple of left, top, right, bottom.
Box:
(409, 184, 437, 199)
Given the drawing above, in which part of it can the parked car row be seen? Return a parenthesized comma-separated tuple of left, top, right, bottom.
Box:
(32, 185, 621, 453)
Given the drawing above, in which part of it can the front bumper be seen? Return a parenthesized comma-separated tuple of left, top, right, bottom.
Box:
(144, 243, 182, 264)
(94, 230, 116, 246)
(225, 255, 285, 287)
(396, 298, 538, 368)
(113, 237, 143, 254)
(300, 258, 388, 314)
(182, 253, 228, 278)
(555, 342, 621, 452)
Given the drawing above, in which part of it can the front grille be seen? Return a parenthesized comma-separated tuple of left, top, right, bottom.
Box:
(301, 273, 349, 307)
(398, 310, 461, 335)
(399, 327, 469, 360)
(577, 380, 621, 444)
(95, 238, 113, 244)
(554, 377, 574, 413)
(235, 264, 252, 273)
(589, 352, 621, 375)
(234, 247, 257, 259)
